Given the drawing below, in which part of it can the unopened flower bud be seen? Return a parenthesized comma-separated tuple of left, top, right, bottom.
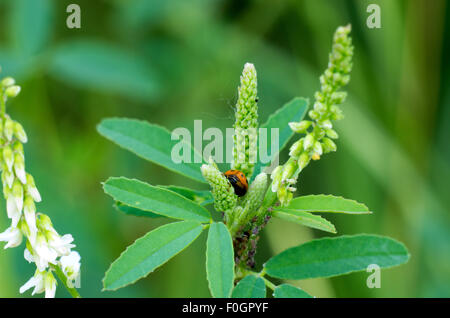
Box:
(318, 119, 333, 130)
(3, 146, 14, 171)
(270, 165, 283, 192)
(12, 179, 24, 213)
(298, 153, 310, 170)
(13, 122, 28, 143)
(2, 77, 15, 87)
(4, 117, 14, 141)
(5, 85, 21, 98)
(26, 173, 41, 202)
(322, 138, 337, 153)
(201, 159, 237, 212)
(308, 110, 319, 120)
(14, 153, 27, 184)
(281, 159, 297, 181)
(289, 120, 311, 133)
(325, 128, 339, 139)
(313, 141, 323, 156)
(303, 134, 315, 150)
(289, 139, 303, 158)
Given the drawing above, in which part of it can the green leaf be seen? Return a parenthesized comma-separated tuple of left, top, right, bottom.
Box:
(103, 177, 211, 223)
(286, 195, 372, 214)
(273, 284, 313, 298)
(264, 234, 409, 280)
(232, 275, 266, 298)
(103, 221, 203, 291)
(160, 185, 213, 206)
(206, 222, 235, 298)
(98, 118, 205, 183)
(272, 208, 336, 233)
(113, 201, 162, 218)
(252, 97, 308, 180)
(49, 40, 159, 101)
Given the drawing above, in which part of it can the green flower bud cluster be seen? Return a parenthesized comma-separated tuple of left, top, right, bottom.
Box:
(0, 73, 81, 298)
(227, 172, 267, 234)
(231, 63, 258, 178)
(201, 158, 237, 216)
(272, 25, 354, 206)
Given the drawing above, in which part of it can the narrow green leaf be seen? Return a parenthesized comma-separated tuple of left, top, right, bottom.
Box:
(160, 185, 213, 206)
(272, 209, 336, 233)
(264, 234, 409, 280)
(103, 221, 203, 291)
(103, 177, 211, 223)
(206, 222, 234, 298)
(286, 194, 372, 214)
(114, 201, 162, 218)
(252, 97, 308, 180)
(232, 275, 266, 298)
(273, 284, 313, 298)
(49, 40, 159, 101)
(98, 118, 205, 183)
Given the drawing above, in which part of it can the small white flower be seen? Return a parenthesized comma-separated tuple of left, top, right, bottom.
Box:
(14, 154, 27, 184)
(20, 270, 56, 298)
(11, 180, 24, 214)
(32, 233, 58, 269)
(48, 232, 75, 256)
(20, 271, 45, 296)
(60, 251, 81, 288)
(6, 196, 21, 228)
(26, 174, 42, 202)
(0, 226, 23, 249)
(44, 272, 57, 298)
(2, 170, 14, 188)
(24, 247, 34, 263)
(24, 196, 37, 244)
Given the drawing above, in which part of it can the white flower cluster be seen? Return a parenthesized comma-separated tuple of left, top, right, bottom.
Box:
(0, 74, 81, 298)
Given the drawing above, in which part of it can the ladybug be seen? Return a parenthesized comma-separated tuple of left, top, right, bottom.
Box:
(224, 170, 248, 197)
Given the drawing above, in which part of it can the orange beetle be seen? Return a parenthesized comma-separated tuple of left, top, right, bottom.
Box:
(224, 170, 248, 197)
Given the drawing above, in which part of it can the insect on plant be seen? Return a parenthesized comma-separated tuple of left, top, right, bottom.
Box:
(98, 25, 409, 298)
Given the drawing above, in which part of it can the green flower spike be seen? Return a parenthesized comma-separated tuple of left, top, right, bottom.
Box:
(232, 63, 258, 179)
(273, 24, 354, 206)
(201, 158, 237, 218)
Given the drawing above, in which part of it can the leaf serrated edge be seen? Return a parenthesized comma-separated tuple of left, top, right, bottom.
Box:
(97, 117, 206, 184)
(102, 221, 204, 291)
(263, 234, 410, 279)
(102, 176, 212, 223)
(289, 194, 372, 214)
(272, 209, 337, 234)
(206, 222, 235, 298)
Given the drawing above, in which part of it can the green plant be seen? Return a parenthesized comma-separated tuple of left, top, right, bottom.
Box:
(98, 25, 409, 297)
(0, 69, 81, 298)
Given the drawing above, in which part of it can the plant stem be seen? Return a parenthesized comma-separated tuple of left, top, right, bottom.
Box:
(51, 265, 81, 298)
(0, 90, 5, 119)
(260, 276, 276, 291)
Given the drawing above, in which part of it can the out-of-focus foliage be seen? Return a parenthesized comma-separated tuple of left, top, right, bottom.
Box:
(0, 0, 448, 297)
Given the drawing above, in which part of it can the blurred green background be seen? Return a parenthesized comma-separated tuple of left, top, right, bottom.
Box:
(0, 0, 449, 298)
